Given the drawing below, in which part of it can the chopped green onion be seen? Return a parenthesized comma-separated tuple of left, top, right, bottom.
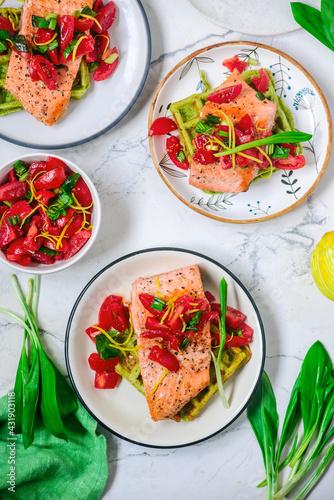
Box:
(47, 192, 73, 221)
(104, 52, 118, 65)
(256, 91, 266, 101)
(24, 191, 32, 201)
(62, 173, 80, 193)
(48, 18, 57, 31)
(13, 160, 29, 182)
(34, 45, 48, 54)
(89, 62, 99, 72)
(7, 215, 20, 226)
(195, 119, 210, 134)
(176, 150, 186, 163)
(81, 6, 97, 17)
(272, 145, 290, 159)
(39, 246, 59, 256)
(217, 130, 228, 137)
(248, 56, 258, 66)
(10, 35, 31, 55)
(151, 297, 166, 311)
(186, 310, 203, 330)
(45, 12, 58, 21)
(31, 15, 49, 29)
(180, 337, 190, 350)
(206, 114, 221, 124)
(47, 39, 58, 52)
(3, 201, 12, 207)
(63, 39, 77, 60)
(72, 10, 81, 17)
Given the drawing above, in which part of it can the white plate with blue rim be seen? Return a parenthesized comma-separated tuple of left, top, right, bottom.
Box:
(65, 247, 265, 448)
(0, 0, 151, 149)
(185, 0, 319, 36)
(148, 41, 332, 223)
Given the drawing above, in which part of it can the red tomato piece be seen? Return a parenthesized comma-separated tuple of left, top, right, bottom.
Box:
(46, 157, 70, 172)
(91, 1, 117, 33)
(28, 55, 57, 91)
(28, 162, 47, 181)
(252, 68, 270, 94)
(226, 306, 246, 329)
(56, 207, 75, 228)
(93, 52, 119, 82)
(192, 148, 216, 165)
(93, 0, 103, 11)
(47, 47, 60, 66)
(8, 170, 16, 183)
(0, 15, 16, 36)
(44, 237, 70, 253)
(148, 117, 178, 136)
(205, 290, 216, 303)
(17, 254, 32, 267)
(38, 206, 61, 236)
(31, 251, 55, 265)
(95, 31, 110, 58)
(34, 28, 54, 45)
(64, 229, 91, 260)
(98, 296, 129, 333)
(223, 55, 248, 73)
(6, 200, 31, 220)
(86, 326, 101, 341)
(71, 177, 92, 206)
(63, 213, 84, 238)
(6, 236, 29, 262)
(281, 143, 296, 156)
(139, 294, 165, 319)
(0, 221, 23, 248)
(206, 84, 242, 104)
(166, 136, 189, 170)
(145, 316, 171, 332)
(225, 335, 251, 347)
(23, 216, 43, 253)
(35, 190, 56, 206)
(88, 353, 121, 371)
(141, 331, 179, 351)
(66, 35, 95, 60)
(148, 345, 179, 372)
(273, 154, 306, 170)
(235, 148, 258, 168)
(94, 370, 119, 389)
(34, 167, 66, 190)
(60, 15, 75, 51)
(238, 322, 254, 340)
(220, 154, 233, 170)
(74, 17, 94, 31)
(0, 181, 26, 203)
(85, 47, 97, 63)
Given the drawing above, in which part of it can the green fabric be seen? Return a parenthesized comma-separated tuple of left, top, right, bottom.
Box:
(0, 392, 108, 500)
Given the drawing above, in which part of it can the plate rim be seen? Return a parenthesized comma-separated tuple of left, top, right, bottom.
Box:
(148, 41, 333, 224)
(185, 0, 303, 36)
(65, 246, 266, 448)
(0, 0, 151, 150)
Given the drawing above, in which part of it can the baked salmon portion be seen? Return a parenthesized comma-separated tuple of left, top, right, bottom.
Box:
(189, 69, 277, 193)
(5, 0, 92, 126)
(131, 265, 211, 421)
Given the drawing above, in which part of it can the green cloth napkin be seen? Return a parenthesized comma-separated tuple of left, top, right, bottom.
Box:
(0, 392, 108, 500)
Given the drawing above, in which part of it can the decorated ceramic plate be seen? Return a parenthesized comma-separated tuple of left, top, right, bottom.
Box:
(148, 42, 332, 224)
(0, 0, 151, 149)
(185, 0, 319, 36)
(65, 248, 265, 448)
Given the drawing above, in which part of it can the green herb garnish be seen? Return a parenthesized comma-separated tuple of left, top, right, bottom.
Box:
(95, 333, 121, 360)
(47, 191, 73, 221)
(81, 6, 97, 17)
(206, 114, 221, 124)
(61, 173, 80, 193)
(31, 15, 49, 29)
(176, 150, 186, 163)
(180, 337, 190, 350)
(151, 297, 166, 311)
(7, 215, 20, 226)
(272, 145, 290, 159)
(39, 246, 59, 257)
(256, 91, 266, 101)
(13, 160, 29, 181)
(215, 131, 312, 157)
(186, 310, 203, 330)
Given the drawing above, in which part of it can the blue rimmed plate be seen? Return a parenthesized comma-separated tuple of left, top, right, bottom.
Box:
(148, 42, 332, 223)
(0, 0, 151, 149)
(65, 248, 265, 448)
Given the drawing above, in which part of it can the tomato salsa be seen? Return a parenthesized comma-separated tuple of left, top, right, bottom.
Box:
(0, 157, 93, 266)
(85, 289, 254, 389)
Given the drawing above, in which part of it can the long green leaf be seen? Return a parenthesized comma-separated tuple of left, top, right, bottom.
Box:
(247, 371, 279, 499)
(217, 278, 227, 365)
(22, 341, 39, 449)
(13, 331, 28, 434)
(290, 341, 334, 466)
(215, 131, 312, 157)
(291, 2, 334, 50)
(321, 0, 334, 48)
(50, 359, 78, 417)
(39, 349, 67, 440)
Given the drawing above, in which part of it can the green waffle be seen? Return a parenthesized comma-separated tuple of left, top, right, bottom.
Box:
(115, 336, 252, 422)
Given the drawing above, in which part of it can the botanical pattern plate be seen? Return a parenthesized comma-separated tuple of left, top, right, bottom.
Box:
(65, 248, 265, 448)
(185, 0, 319, 36)
(0, 0, 151, 149)
(148, 42, 332, 223)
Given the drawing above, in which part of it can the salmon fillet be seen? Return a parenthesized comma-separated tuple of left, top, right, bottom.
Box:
(130, 265, 211, 421)
(189, 69, 277, 193)
(5, 0, 92, 126)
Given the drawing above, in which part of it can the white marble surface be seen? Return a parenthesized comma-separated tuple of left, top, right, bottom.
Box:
(1, 0, 334, 499)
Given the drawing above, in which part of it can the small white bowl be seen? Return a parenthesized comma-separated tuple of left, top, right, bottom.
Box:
(0, 153, 101, 274)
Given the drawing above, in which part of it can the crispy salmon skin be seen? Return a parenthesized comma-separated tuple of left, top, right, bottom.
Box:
(130, 265, 211, 421)
(189, 69, 277, 193)
(4, 0, 92, 126)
